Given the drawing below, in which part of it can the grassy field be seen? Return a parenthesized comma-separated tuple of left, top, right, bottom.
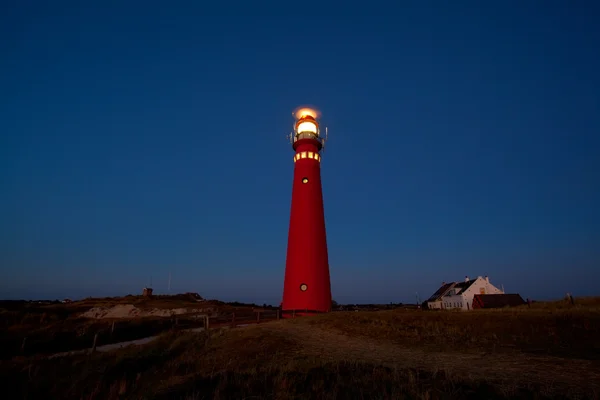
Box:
(1, 297, 599, 399)
(0, 295, 263, 359)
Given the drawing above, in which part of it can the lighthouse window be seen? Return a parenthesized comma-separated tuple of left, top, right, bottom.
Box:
(315, 153, 320, 161)
(308, 152, 314, 159)
(302, 177, 309, 184)
(297, 121, 317, 135)
(301, 152, 307, 159)
(300, 283, 308, 291)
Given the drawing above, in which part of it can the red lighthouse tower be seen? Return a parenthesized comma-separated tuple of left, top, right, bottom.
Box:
(281, 107, 332, 317)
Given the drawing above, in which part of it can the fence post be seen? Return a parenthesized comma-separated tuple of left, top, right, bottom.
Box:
(205, 315, 210, 330)
(21, 337, 27, 353)
(292, 310, 296, 318)
(257, 311, 260, 324)
(276, 310, 280, 320)
(231, 312, 236, 328)
(92, 333, 98, 353)
(111, 321, 115, 336)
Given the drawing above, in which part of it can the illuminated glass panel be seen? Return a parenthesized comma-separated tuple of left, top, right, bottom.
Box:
(301, 152, 307, 159)
(308, 152, 314, 159)
(315, 154, 320, 161)
(297, 121, 317, 135)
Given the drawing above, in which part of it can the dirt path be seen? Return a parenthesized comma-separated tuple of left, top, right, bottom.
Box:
(266, 321, 600, 396)
(48, 327, 207, 359)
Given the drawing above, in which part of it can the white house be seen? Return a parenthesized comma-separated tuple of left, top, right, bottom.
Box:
(426, 276, 504, 311)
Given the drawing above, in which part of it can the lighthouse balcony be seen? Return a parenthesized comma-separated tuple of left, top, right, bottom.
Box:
(294, 132, 324, 145)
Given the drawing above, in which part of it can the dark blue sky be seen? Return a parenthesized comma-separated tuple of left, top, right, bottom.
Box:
(1, 2, 599, 305)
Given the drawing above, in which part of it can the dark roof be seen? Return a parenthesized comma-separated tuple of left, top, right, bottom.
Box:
(454, 279, 477, 291)
(426, 282, 455, 302)
(472, 294, 525, 309)
(426, 278, 479, 302)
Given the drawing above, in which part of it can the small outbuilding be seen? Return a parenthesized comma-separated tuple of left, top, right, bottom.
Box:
(472, 294, 526, 309)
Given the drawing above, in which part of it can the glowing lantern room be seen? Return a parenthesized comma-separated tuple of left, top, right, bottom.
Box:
(294, 107, 320, 137)
(296, 115, 318, 135)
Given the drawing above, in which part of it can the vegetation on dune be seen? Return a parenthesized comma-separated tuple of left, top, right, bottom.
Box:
(1, 298, 599, 399)
(0, 295, 263, 359)
(0, 293, 269, 317)
(0, 315, 184, 359)
(0, 329, 563, 400)
(309, 302, 600, 360)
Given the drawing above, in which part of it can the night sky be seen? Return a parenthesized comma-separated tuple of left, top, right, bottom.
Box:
(1, 2, 599, 305)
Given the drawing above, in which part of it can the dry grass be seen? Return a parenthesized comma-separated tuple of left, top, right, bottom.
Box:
(0, 296, 203, 327)
(309, 303, 600, 360)
(1, 298, 599, 399)
(0, 295, 263, 359)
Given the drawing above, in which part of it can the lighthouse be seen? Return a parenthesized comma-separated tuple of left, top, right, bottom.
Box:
(281, 106, 332, 317)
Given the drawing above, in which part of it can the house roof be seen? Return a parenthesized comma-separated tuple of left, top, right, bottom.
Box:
(472, 294, 525, 309)
(426, 282, 455, 302)
(453, 279, 477, 291)
(426, 278, 480, 302)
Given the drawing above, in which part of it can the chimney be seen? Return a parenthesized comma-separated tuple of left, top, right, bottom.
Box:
(485, 276, 489, 283)
(465, 275, 469, 282)
(442, 281, 446, 286)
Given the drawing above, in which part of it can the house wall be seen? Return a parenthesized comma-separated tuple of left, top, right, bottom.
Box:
(440, 295, 466, 310)
(427, 301, 443, 309)
(440, 277, 505, 311)
(464, 277, 503, 295)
